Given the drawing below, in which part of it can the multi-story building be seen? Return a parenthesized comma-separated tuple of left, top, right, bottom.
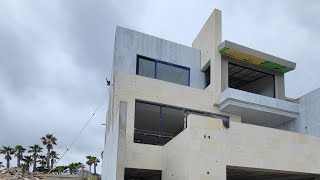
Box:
(102, 9, 320, 180)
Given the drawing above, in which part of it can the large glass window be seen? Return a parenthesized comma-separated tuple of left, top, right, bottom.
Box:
(134, 101, 228, 146)
(228, 63, 275, 98)
(136, 56, 190, 86)
(134, 101, 184, 146)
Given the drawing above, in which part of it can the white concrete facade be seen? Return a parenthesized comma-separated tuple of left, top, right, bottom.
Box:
(102, 8, 320, 180)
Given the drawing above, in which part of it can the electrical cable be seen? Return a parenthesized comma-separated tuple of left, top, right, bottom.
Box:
(43, 87, 111, 179)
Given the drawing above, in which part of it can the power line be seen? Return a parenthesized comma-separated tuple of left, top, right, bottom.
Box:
(43, 87, 111, 179)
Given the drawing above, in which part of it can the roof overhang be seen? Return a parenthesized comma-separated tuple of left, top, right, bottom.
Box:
(218, 40, 296, 73)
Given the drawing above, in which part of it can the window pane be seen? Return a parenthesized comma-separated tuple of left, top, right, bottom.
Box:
(162, 107, 184, 137)
(156, 63, 189, 86)
(137, 57, 155, 78)
(134, 102, 160, 145)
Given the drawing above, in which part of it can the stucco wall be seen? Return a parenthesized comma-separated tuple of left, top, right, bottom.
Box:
(162, 114, 320, 180)
(114, 26, 205, 89)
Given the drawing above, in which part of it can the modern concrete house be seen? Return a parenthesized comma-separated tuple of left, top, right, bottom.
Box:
(102, 9, 320, 180)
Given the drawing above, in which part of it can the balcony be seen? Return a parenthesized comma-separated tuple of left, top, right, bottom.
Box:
(218, 88, 300, 127)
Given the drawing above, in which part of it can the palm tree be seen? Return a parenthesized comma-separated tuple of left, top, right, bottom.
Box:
(14, 145, 26, 168)
(41, 134, 57, 168)
(68, 162, 83, 174)
(50, 151, 59, 169)
(0, 146, 14, 169)
(91, 156, 100, 175)
(38, 155, 47, 167)
(28, 144, 43, 172)
(53, 166, 67, 174)
(22, 155, 33, 172)
(0, 162, 4, 169)
(86, 156, 100, 174)
(85, 156, 93, 173)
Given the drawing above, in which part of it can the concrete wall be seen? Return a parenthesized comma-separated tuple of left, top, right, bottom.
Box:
(192, 9, 222, 103)
(191, 9, 287, 102)
(162, 128, 190, 179)
(111, 72, 241, 174)
(277, 88, 320, 136)
(114, 26, 205, 89)
(102, 103, 120, 180)
(101, 101, 127, 180)
(300, 88, 320, 136)
(162, 114, 320, 180)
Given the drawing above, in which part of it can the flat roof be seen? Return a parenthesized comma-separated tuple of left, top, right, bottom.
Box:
(218, 40, 296, 73)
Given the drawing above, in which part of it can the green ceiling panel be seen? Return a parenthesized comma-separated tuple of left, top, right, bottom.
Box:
(219, 45, 294, 73)
(219, 47, 229, 54)
(258, 61, 293, 73)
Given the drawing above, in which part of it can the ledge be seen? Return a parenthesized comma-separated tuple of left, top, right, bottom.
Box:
(219, 88, 300, 127)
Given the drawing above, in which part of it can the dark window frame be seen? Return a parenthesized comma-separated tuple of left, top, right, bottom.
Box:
(228, 62, 276, 98)
(136, 55, 191, 86)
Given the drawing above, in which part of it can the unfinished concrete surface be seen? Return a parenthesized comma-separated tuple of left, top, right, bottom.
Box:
(219, 88, 300, 127)
(277, 88, 320, 136)
(192, 9, 222, 100)
(114, 26, 205, 89)
(102, 101, 127, 180)
(110, 72, 241, 171)
(162, 114, 320, 180)
(102, 8, 320, 180)
(227, 166, 319, 180)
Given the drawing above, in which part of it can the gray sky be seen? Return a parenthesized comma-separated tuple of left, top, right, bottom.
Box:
(1, 0, 320, 173)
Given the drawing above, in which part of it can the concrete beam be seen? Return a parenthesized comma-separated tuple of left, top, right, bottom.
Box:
(219, 40, 296, 72)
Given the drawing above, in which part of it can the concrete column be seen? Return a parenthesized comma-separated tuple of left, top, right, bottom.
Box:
(192, 9, 222, 103)
(212, 9, 222, 100)
(275, 74, 285, 100)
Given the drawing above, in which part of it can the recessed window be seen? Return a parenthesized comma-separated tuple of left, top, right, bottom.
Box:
(136, 56, 190, 86)
(205, 66, 210, 88)
(134, 100, 228, 146)
(228, 63, 275, 98)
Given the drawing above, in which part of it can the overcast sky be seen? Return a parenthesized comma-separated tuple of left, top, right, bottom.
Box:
(1, 0, 320, 173)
